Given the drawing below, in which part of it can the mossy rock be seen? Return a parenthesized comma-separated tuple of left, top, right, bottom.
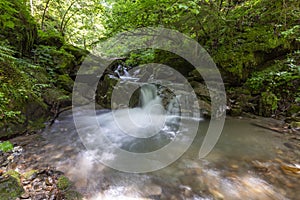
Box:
(42, 88, 71, 108)
(27, 68, 50, 84)
(290, 121, 300, 130)
(37, 30, 64, 48)
(57, 176, 71, 190)
(57, 75, 74, 92)
(229, 107, 243, 117)
(22, 170, 38, 180)
(4, 170, 21, 184)
(62, 45, 88, 61)
(0, 175, 24, 200)
(1, 170, 24, 200)
(0, 94, 49, 139)
(64, 190, 83, 200)
(287, 104, 300, 116)
(96, 74, 119, 108)
(23, 95, 49, 119)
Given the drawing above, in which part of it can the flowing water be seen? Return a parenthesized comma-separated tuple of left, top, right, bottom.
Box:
(11, 83, 299, 199)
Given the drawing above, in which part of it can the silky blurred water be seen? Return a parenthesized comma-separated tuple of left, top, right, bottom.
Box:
(24, 109, 297, 200)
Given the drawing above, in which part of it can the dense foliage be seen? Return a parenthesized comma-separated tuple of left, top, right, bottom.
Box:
(103, 0, 300, 117)
(0, 0, 87, 137)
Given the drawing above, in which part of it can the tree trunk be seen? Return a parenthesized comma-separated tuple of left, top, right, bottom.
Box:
(41, 0, 51, 30)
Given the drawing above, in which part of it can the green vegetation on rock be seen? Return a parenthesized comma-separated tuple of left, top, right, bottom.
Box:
(22, 170, 38, 180)
(64, 190, 83, 200)
(0, 141, 13, 152)
(57, 176, 71, 190)
(0, 174, 24, 200)
(0, 0, 87, 139)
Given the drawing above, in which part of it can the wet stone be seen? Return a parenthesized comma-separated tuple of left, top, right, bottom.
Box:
(20, 192, 30, 199)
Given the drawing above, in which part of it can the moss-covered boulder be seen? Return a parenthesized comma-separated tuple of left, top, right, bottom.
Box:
(42, 88, 72, 109)
(96, 75, 118, 108)
(0, 60, 50, 138)
(37, 30, 64, 48)
(64, 190, 83, 200)
(57, 176, 71, 190)
(287, 104, 300, 117)
(0, 171, 24, 200)
(57, 75, 74, 92)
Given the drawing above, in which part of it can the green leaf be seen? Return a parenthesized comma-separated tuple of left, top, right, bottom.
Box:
(4, 21, 15, 29)
(178, 4, 188, 10)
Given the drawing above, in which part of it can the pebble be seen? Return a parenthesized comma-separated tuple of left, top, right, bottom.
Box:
(231, 164, 239, 169)
(180, 185, 192, 197)
(22, 180, 31, 185)
(210, 189, 224, 200)
(143, 184, 162, 196)
(184, 168, 202, 175)
(7, 155, 14, 161)
(45, 177, 53, 186)
(28, 173, 37, 181)
(277, 150, 284, 154)
(20, 193, 30, 199)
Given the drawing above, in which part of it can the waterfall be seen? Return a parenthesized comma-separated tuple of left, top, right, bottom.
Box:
(139, 84, 159, 108)
(114, 64, 122, 77)
(123, 69, 130, 77)
(114, 64, 130, 77)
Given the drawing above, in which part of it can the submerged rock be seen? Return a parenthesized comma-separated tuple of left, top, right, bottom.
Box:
(281, 164, 300, 176)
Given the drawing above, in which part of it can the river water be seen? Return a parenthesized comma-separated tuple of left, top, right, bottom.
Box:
(9, 81, 299, 199)
(10, 108, 298, 200)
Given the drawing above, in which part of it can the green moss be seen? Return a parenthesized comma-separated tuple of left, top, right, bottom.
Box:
(57, 176, 71, 190)
(4, 170, 21, 185)
(0, 141, 13, 152)
(22, 170, 38, 180)
(259, 91, 278, 117)
(37, 30, 64, 48)
(96, 74, 118, 108)
(0, 175, 24, 200)
(43, 88, 71, 106)
(62, 45, 88, 61)
(287, 104, 300, 116)
(64, 190, 83, 200)
(57, 75, 74, 92)
(27, 119, 46, 131)
(291, 121, 300, 129)
(0, 0, 37, 56)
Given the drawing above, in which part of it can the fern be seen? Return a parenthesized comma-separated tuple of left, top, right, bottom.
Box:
(0, 44, 16, 61)
(16, 58, 41, 69)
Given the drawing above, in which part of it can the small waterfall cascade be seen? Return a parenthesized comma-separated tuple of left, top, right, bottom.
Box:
(138, 84, 182, 118)
(114, 64, 122, 77)
(114, 64, 130, 78)
(123, 68, 130, 77)
(139, 84, 160, 108)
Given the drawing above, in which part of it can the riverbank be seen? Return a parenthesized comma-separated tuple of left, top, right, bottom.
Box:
(0, 133, 82, 200)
